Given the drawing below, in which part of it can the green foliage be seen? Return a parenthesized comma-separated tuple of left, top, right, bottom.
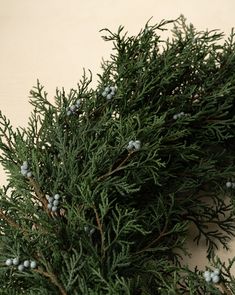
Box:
(0, 15, 235, 294)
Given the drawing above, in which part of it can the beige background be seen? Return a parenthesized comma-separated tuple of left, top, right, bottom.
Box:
(1, 0, 235, 274)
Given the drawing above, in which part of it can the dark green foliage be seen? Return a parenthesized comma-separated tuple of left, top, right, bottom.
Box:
(0, 15, 235, 294)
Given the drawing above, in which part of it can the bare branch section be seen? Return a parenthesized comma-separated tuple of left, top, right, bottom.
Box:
(28, 177, 50, 214)
(34, 268, 67, 295)
(0, 209, 21, 231)
(97, 150, 135, 182)
(219, 281, 233, 295)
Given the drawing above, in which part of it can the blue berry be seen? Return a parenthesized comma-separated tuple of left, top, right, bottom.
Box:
(212, 274, 220, 283)
(213, 268, 220, 276)
(226, 181, 232, 188)
(54, 194, 60, 200)
(106, 93, 113, 100)
(30, 261, 37, 269)
(102, 91, 107, 97)
(13, 257, 19, 265)
(22, 161, 28, 169)
(127, 140, 134, 150)
(133, 140, 141, 150)
(48, 197, 54, 203)
(110, 86, 116, 93)
(5, 258, 13, 266)
(27, 171, 32, 178)
(70, 105, 76, 112)
(47, 203, 53, 210)
(52, 206, 58, 212)
(89, 228, 95, 235)
(21, 169, 28, 176)
(18, 264, 24, 271)
(53, 200, 59, 206)
(23, 260, 30, 268)
(104, 86, 110, 92)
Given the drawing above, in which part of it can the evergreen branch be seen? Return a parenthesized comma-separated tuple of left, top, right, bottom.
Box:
(0, 111, 14, 150)
(34, 267, 67, 295)
(97, 150, 135, 182)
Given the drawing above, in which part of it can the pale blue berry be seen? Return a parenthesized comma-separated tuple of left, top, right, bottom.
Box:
(53, 200, 59, 206)
(102, 91, 107, 97)
(106, 93, 113, 100)
(47, 203, 52, 210)
(110, 86, 116, 94)
(173, 114, 178, 120)
(22, 161, 28, 169)
(133, 140, 141, 150)
(12, 257, 19, 265)
(54, 194, 60, 200)
(48, 197, 54, 203)
(226, 181, 232, 188)
(23, 260, 30, 268)
(89, 228, 95, 235)
(213, 268, 220, 276)
(205, 275, 211, 282)
(30, 261, 37, 269)
(212, 274, 220, 283)
(203, 270, 211, 279)
(5, 258, 13, 266)
(27, 171, 32, 178)
(18, 264, 24, 271)
(84, 225, 89, 232)
(67, 110, 72, 116)
(21, 169, 28, 176)
(70, 105, 76, 112)
(76, 99, 81, 106)
(52, 206, 58, 212)
(127, 140, 134, 150)
(104, 86, 110, 92)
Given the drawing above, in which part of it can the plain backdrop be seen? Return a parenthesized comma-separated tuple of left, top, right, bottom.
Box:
(1, 0, 235, 274)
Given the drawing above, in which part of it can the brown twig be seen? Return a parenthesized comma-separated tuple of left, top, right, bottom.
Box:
(34, 267, 67, 295)
(0, 209, 22, 231)
(134, 221, 169, 255)
(97, 150, 134, 182)
(28, 177, 49, 214)
(219, 281, 233, 295)
(93, 205, 105, 258)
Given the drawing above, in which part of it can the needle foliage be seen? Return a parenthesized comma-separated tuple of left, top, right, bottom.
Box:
(0, 16, 235, 294)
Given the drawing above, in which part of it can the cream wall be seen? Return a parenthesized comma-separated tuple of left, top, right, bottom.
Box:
(1, 0, 235, 274)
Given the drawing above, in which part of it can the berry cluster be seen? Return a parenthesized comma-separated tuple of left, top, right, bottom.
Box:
(84, 225, 95, 236)
(20, 161, 32, 177)
(46, 194, 61, 212)
(102, 86, 116, 100)
(203, 268, 220, 284)
(66, 99, 81, 116)
(173, 112, 189, 120)
(226, 181, 235, 188)
(127, 140, 141, 151)
(5, 257, 37, 271)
